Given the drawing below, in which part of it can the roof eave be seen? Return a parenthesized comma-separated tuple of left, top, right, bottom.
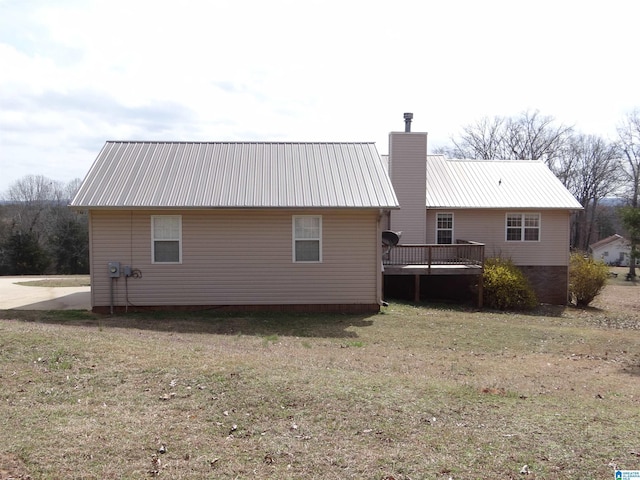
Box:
(70, 204, 401, 210)
(426, 205, 583, 210)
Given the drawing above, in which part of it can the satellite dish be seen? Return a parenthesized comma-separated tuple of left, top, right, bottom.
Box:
(382, 230, 400, 248)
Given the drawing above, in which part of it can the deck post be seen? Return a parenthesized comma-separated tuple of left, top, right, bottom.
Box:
(477, 274, 484, 309)
(414, 274, 420, 302)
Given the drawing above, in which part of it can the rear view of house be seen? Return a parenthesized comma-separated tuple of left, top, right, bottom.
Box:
(72, 114, 582, 312)
(71, 142, 399, 313)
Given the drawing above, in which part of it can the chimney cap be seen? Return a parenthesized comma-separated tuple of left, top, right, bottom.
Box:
(403, 112, 413, 132)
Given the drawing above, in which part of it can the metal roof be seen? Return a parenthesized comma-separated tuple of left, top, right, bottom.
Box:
(71, 142, 399, 209)
(426, 155, 583, 210)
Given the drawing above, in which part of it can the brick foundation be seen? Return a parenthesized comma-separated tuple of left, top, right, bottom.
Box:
(518, 265, 569, 305)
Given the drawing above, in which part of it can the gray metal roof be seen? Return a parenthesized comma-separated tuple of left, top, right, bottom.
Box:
(71, 142, 399, 209)
(426, 155, 583, 209)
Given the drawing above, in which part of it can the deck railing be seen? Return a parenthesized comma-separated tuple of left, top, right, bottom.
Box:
(383, 240, 484, 267)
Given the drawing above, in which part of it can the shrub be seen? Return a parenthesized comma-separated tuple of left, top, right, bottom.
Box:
(569, 252, 609, 307)
(483, 258, 538, 310)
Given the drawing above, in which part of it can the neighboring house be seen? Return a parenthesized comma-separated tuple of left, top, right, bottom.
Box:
(70, 142, 399, 313)
(589, 234, 633, 266)
(383, 129, 583, 305)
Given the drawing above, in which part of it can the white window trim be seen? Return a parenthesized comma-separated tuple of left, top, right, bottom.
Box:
(435, 212, 454, 245)
(292, 215, 322, 263)
(505, 212, 541, 242)
(151, 215, 182, 264)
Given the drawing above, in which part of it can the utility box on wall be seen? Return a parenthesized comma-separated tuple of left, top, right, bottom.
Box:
(108, 261, 120, 278)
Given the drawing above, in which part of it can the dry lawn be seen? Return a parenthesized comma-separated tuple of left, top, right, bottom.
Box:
(0, 272, 639, 479)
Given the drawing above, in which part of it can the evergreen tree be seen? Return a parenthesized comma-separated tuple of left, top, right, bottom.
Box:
(6, 231, 50, 274)
(48, 215, 89, 274)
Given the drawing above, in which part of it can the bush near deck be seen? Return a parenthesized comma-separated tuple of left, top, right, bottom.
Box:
(483, 258, 538, 310)
(569, 252, 610, 307)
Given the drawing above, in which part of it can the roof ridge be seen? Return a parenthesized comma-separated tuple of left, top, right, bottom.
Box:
(434, 157, 544, 164)
(104, 140, 377, 145)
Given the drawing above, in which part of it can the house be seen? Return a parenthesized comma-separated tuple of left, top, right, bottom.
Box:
(70, 142, 399, 313)
(71, 114, 582, 312)
(382, 122, 583, 305)
(589, 234, 633, 266)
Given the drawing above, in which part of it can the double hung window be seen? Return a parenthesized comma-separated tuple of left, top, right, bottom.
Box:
(436, 213, 454, 244)
(506, 213, 540, 242)
(152, 215, 182, 263)
(293, 215, 322, 262)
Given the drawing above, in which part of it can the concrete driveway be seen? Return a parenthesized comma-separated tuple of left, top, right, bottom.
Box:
(0, 276, 90, 310)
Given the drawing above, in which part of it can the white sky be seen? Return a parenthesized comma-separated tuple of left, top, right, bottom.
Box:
(1, 0, 640, 194)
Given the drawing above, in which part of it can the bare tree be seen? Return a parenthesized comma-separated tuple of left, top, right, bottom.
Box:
(502, 110, 573, 169)
(439, 110, 573, 171)
(615, 110, 640, 277)
(64, 178, 83, 203)
(563, 134, 622, 250)
(438, 116, 507, 159)
(5, 175, 64, 234)
(5, 174, 63, 204)
(616, 109, 640, 208)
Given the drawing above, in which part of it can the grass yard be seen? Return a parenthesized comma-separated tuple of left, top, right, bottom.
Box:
(0, 277, 639, 479)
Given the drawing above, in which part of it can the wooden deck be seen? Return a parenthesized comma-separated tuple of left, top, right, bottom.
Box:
(382, 241, 485, 306)
(383, 263, 483, 275)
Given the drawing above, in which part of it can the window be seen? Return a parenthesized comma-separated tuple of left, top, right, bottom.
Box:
(436, 213, 453, 244)
(506, 213, 540, 242)
(293, 215, 322, 262)
(152, 215, 182, 263)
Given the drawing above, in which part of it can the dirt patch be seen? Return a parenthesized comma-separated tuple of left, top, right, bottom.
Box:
(596, 283, 640, 311)
(587, 267, 640, 327)
(0, 453, 31, 480)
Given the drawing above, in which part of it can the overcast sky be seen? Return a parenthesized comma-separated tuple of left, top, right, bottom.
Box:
(1, 0, 640, 195)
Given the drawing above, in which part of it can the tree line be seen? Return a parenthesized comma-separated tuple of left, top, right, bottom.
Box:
(0, 175, 88, 275)
(435, 109, 640, 276)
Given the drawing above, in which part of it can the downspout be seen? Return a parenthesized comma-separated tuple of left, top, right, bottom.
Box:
(377, 210, 385, 307)
(88, 211, 95, 311)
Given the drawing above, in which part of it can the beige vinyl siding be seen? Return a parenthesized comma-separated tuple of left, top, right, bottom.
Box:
(89, 209, 380, 307)
(426, 209, 571, 266)
(389, 132, 428, 243)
